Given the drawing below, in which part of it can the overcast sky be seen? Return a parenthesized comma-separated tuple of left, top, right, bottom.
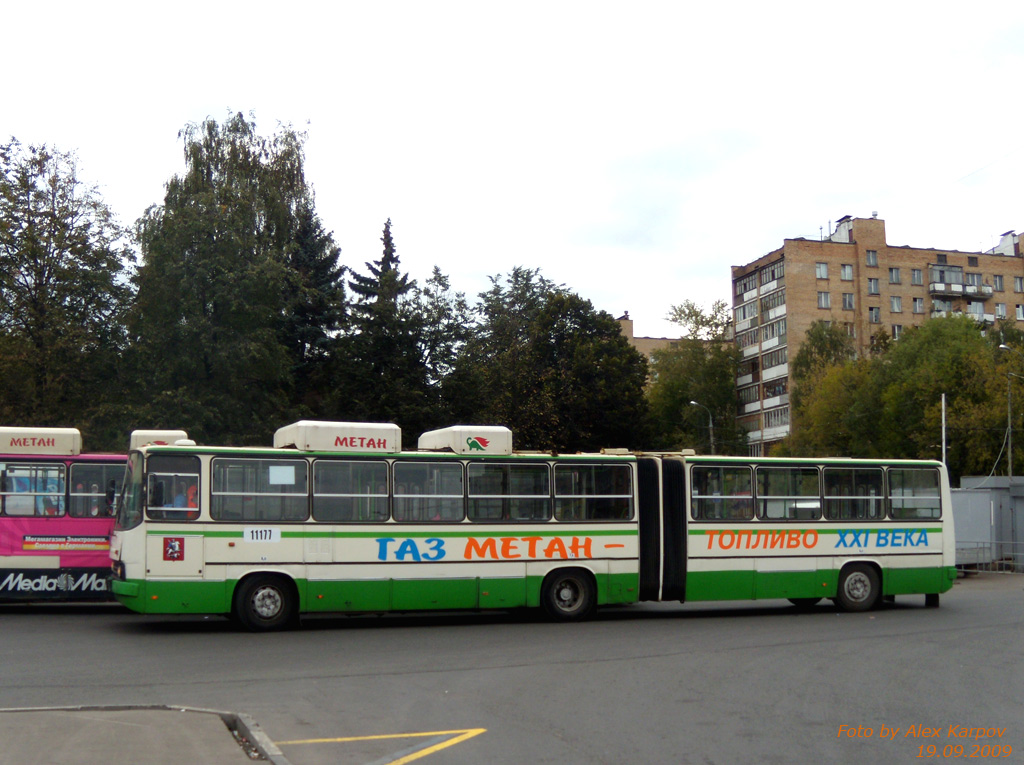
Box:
(5, 2, 1024, 337)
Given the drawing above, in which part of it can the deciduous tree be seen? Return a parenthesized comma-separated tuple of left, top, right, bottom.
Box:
(0, 139, 132, 446)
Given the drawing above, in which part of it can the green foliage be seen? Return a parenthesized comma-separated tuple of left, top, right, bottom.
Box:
(785, 316, 1009, 482)
(666, 299, 733, 341)
(338, 220, 434, 443)
(647, 300, 742, 453)
(0, 138, 133, 448)
(130, 113, 339, 444)
(790, 320, 854, 386)
(455, 268, 649, 451)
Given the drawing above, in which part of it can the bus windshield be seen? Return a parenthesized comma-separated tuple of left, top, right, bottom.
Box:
(114, 454, 145, 531)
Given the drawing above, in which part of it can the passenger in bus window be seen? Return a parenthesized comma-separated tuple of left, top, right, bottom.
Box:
(105, 479, 117, 515)
(186, 483, 197, 508)
(90, 483, 101, 516)
(173, 481, 188, 508)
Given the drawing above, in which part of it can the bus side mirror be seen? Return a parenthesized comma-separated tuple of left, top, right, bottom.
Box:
(106, 480, 116, 506)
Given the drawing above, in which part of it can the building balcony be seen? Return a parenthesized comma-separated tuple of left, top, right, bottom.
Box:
(968, 312, 996, 325)
(929, 282, 963, 297)
(964, 284, 994, 299)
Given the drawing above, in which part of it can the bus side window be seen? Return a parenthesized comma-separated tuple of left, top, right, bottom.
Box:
(151, 481, 165, 508)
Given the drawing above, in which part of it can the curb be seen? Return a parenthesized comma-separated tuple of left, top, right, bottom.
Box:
(0, 704, 292, 765)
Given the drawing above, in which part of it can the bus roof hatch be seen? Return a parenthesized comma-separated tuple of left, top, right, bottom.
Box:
(418, 426, 513, 455)
(130, 430, 190, 450)
(273, 420, 402, 453)
(0, 426, 82, 455)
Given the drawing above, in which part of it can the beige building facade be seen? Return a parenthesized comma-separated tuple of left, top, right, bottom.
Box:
(617, 312, 678, 359)
(732, 215, 1023, 455)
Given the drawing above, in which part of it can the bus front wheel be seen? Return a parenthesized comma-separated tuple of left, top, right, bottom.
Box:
(541, 569, 596, 621)
(234, 574, 296, 631)
(836, 564, 880, 612)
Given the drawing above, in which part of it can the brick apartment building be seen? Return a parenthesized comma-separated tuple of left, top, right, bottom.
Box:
(732, 214, 1022, 455)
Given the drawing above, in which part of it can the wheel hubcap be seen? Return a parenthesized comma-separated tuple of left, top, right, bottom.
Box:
(845, 573, 870, 602)
(556, 581, 581, 610)
(252, 586, 283, 619)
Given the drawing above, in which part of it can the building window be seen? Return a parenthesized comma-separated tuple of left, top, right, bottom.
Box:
(735, 301, 758, 323)
(761, 288, 786, 313)
(735, 273, 757, 296)
(816, 262, 828, 279)
(737, 329, 758, 349)
(931, 264, 964, 286)
(867, 278, 879, 295)
(891, 296, 902, 313)
(936, 254, 947, 265)
(842, 293, 855, 310)
(763, 347, 788, 369)
(763, 406, 790, 429)
(841, 264, 853, 280)
(889, 267, 901, 284)
(1017, 305, 1024, 321)
(994, 275, 1004, 292)
(739, 385, 759, 405)
(762, 318, 786, 342)
(966, 272, 982, 287)
(1015, 277, 1023, 293)
(761, 261, 784, 285)
(934, 299, 952, 313)
(844, 322, 856, 338)
(866, 250, 878, 267)
(892, 325, 903, 340)
(869, 307, 880, 324)
(996, 303, 1007, 319)
(968, 256, 979, 267)
(911, 268, 923, 285)
(913, 297, 925, 314)
(817, 291, 831, 309)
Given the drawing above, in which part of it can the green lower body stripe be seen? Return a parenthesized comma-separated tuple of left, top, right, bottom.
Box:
(112, 572, 643, 615)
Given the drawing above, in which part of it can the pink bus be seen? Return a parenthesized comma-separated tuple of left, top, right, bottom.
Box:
(0, 427, 125, 601)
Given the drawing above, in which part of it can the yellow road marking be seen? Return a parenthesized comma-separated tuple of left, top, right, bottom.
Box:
(277, 728, 486, 765)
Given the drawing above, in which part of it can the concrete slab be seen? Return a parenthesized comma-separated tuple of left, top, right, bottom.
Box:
(0, 705, 289, 765)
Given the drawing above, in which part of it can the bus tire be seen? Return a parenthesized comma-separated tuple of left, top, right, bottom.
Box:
(836, 564, 880, 612)
(788, 598, 822, 610)
(541, 569, 596, 621)
(234, 574, 297, 632)
(925, 593, 940, 608)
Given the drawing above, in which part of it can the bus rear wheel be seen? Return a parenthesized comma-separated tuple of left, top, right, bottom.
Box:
(234, 574, 296, 631)
(836, 564, 880, 612)
(542, 569, 596, 621)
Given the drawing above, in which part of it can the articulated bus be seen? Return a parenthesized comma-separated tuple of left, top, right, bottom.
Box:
(108, 421, 956, 630)
(0, 427, 126, 601)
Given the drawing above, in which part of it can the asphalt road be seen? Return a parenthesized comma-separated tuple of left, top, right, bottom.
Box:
(1, 573, 1021, 765)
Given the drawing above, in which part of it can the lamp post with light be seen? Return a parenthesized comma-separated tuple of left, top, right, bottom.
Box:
(689, 400, 715, 455)
(998, 343, 1024, 479)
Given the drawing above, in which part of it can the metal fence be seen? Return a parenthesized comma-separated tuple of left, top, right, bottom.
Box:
(956, 540, 1024, 573)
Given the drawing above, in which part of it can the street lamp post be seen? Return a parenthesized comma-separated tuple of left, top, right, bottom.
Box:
(689, 400, 715, 455)
(998, 344, 1024, 479)
(998, 344, 1024, 571)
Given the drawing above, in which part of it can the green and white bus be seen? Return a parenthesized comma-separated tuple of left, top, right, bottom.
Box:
(108, 421, 956, 630)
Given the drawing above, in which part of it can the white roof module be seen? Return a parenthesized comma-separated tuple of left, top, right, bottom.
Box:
(418, 426, 513, 455)
(273, 420, 402, 453)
